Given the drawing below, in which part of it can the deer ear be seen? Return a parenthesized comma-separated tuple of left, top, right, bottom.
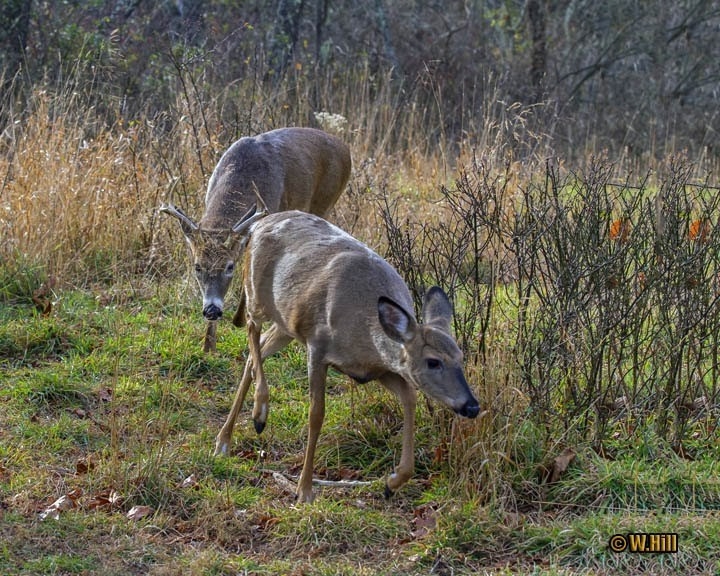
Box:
(422, 287, 453, 332)
(378, 297, 417, 343)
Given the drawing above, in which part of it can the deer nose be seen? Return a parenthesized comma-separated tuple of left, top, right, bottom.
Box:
(203, 303, 223, 321)
(457, 398, 480, 419)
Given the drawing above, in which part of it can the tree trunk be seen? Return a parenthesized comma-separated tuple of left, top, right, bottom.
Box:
(527, 0, 547, 103)
(270, 0, 307, 77)
(0, 0, 32, 78)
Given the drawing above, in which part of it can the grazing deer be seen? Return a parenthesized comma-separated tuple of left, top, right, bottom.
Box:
(214, 210, 480, 503)
(160, 127, 351, 352)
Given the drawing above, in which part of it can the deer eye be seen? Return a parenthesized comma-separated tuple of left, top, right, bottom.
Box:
(194, 263, 202, 275)
(225, 262, 235, 276)
(426, 358, 442, 370)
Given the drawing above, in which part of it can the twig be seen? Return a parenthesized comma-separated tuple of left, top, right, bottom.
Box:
(263, 470, 372, 490)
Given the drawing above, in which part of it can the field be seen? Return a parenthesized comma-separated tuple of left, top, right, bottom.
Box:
(1, 76, 720, 575)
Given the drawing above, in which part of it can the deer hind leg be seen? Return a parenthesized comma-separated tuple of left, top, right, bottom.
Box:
(214, 323, 292, 456)
(296, 346, 328, 504)
(203, 320, 218, 353)
(248, 318, 269, 434)
(379, 374, 417, 497)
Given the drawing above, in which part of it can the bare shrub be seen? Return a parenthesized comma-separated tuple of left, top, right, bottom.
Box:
(379, 156, 719, 473)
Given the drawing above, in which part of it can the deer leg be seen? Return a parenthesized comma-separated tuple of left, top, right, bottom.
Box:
(214, 323, 291, 456)
(379, 374, 417, 497)
(203, 320, 218, 353)
(214, 357, 253, 456)
(296, 346, 328, 504)
(248, 318, 269, 434)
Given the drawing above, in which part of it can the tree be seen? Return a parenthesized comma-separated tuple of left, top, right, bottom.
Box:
(269, 0, 307, 77)
(0, 0, 32, 79)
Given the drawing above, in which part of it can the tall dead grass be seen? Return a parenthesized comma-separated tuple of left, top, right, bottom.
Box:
(0, 61, 554, 289)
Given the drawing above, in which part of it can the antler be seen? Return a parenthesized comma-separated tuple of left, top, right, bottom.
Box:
(231, 185, 269, 234)
(231, 202, 268, 234)
(159, 203, 200, 232)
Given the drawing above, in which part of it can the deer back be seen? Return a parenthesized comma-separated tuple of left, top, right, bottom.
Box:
(201, 127, 351, 229)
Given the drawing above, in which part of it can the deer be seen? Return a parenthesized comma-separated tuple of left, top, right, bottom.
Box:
(214, 209, 481, 503)
(160, 127, 352, 353)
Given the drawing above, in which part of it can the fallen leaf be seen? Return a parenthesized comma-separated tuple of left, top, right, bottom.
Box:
(75, 458, 93, 475)
(39, 494, 77, 521)
(180, 474, 197, 489)
(411, 504, 437, 539)
(233, 449, 256, 460)
(253, 513, 281, 531)
(609, 218, 631, 243)
(689, 219, 710, 243)
(337, 467, 360, 481)
(66, 488, 83, 502)
(86, 489, 122, 510)
(538, 448, 576, 484)
(98, 388, 113, 402)
(126, 505, 154, 521)
(32, 283, 53, 316)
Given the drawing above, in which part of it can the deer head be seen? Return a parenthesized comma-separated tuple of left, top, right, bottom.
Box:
(159, 202, 265, 321)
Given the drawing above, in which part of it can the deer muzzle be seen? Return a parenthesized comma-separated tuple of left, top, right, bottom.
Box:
(203, 302, 223, 321)
(456, 398, 481, 419)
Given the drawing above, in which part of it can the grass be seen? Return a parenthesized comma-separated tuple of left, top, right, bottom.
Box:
(1, 282, 719, 575)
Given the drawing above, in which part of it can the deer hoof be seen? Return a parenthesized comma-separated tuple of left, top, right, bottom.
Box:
(384, 484, 394, 499)
(253, 419, 266, 434)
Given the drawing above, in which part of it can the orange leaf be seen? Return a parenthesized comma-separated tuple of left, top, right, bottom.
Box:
(689, 219, 710, 243)
(609, 218, 631, 243)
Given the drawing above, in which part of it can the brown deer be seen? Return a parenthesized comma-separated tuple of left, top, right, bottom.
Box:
(214, 210, 480, 503)
(160, 127, 351, 352)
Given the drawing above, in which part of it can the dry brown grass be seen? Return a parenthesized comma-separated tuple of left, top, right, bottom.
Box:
(0, 63, 558, 291)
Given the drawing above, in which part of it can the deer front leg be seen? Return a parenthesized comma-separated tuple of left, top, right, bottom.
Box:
(214, 358, 253, 456)
(214, 323, 292, 456)
(204, 320, 218, 353)
(297, 347, 328, 504)
(379, 374, 417, 497)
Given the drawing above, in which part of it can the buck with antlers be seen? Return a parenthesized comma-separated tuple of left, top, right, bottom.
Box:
(160, 127, 351, 352)
(214, 210, 481, 503)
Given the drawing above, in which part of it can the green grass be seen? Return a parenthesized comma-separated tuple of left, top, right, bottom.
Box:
(1, 283, 719, 575)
